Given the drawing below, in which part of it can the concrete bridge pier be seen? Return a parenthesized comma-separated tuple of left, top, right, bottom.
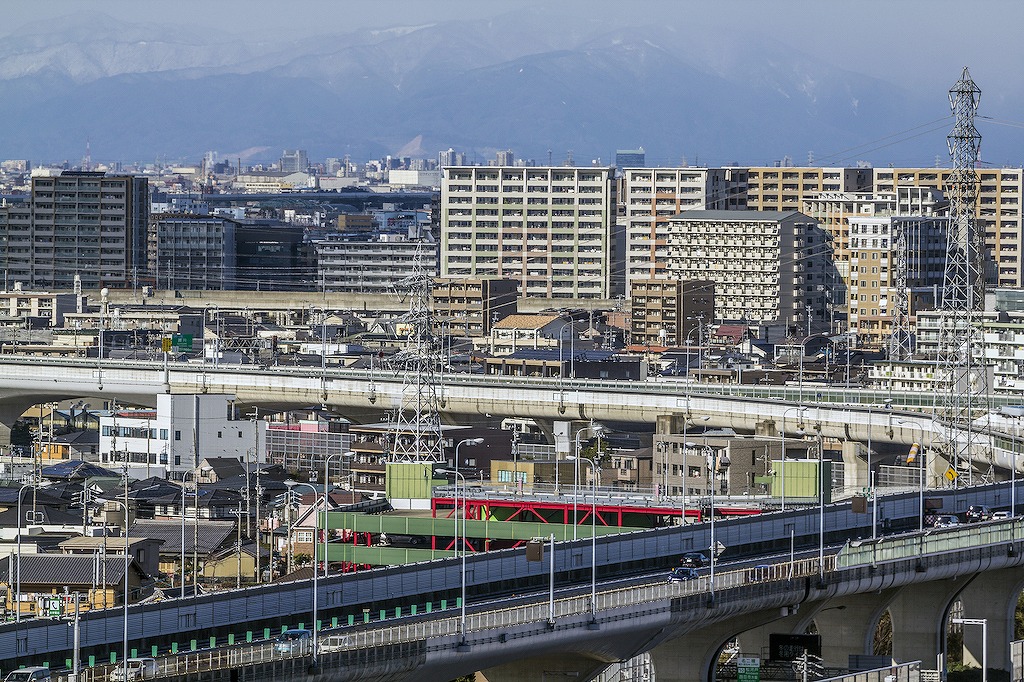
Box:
(955, 566, 1024, 674)
(0, 398, 35, 447)
(649, 606, 802, 681)
(479, 651, 612, 682)
(888, 576, 970, 667)
(795, 592, 896, 668)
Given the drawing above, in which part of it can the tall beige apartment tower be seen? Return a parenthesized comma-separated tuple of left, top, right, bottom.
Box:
(621, 167, 747, 293)
(874, 167, 1024, 288)
(440, 166, 619, 299)
(746, 166, 872, 212)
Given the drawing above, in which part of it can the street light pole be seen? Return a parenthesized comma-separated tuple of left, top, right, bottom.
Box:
(15, 480, 35, 623)
(569, 455, 598, 620)
(437, 469, 469, 644)
(286, 481, 320, 664)
(320, 451, 353, 579)
(573, 425, 605, 540)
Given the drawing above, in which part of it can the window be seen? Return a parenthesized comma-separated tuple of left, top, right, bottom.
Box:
(217, 431, 222, 438)
(160, 429, 168, 439)
(175, 430, 181, 441)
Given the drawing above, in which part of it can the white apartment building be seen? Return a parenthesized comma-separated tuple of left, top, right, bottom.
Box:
(441, 166, 619, 299)
(662, 210, 831, 332)
(99, 394, 266, 477)
(0, 285, 82, 327)
(621, 167, 746, 292)
(315, 229, 438, 294)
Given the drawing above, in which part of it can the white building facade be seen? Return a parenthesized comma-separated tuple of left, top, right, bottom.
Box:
(99, 394, 265, 478)
(441, 166, 619, 299)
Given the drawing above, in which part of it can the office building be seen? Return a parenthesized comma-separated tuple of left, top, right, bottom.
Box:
(0, 170, 149, 290)
(432, 276, 518, 337)
(622, 167, 746, 291)
(662, 211, 831, 332)
(152, 215, 239, 290)
(441, 166, 619, 299)
(495, 150, 516, 166)
(279, 149, 308, 174)
(98, 394, 264, 477)
(615, 149, 646, 168)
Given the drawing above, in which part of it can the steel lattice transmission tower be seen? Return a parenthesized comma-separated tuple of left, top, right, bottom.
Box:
(887, 219, 913, 363)
(936, 66, 991, 482)
(386, 242, 445, 463)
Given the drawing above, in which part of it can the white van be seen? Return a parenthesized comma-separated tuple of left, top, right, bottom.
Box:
(109, 658, 158, 682)
(4, 668, 51, 682)
(318, 634, 350, 654)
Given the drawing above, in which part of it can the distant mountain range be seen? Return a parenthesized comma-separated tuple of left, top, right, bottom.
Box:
(0, 9, 1019, 167)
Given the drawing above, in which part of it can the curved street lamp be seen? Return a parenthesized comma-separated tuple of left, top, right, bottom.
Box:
(568, 454, 598, 622)
(573, 424, 605, 539)
(436, 468, 469, 647)
(284, 481, 321, 665)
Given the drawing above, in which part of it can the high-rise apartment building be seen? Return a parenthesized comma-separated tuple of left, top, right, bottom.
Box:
(746, 167, 872, 212)
(802, 187, 946, 327)
(630, 279, 715, 347)
(432, 276, 518, 337)
(440, 166, 619, 299)
(495, 150, 515, 166)
(438, 148, 467, 168)
(0, 170, 149, 290)
(621, 167, 747, 291)
(874, 167, 1024, 288)
(847, 213, 947, 348)
(316, 230, 438, 294)
(662, 211, 832, 332)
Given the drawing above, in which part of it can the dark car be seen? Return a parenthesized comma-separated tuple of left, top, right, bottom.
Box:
(667, 567, 699, 583)
(680, 552, 707, 568)
(965, 505, 992, 522)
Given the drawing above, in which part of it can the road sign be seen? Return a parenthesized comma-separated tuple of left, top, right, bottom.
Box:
(944, 467, 959, 482)
(713, 541, 726, 557)
(38, 595, 62, 619)
(172, 333, 193, 351)
(737, 656, 760, 681)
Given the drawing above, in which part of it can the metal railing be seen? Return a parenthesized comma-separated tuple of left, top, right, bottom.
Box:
(837, 517, 1022, 568)
(52, 554, 836, 682)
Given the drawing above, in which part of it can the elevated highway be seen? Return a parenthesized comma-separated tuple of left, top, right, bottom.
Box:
(0, 355, 1019, 472)
(4, 482, 1024, 680)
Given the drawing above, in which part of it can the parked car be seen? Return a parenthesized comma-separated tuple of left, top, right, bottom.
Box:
(933, 514, 961, 528)
(4, 668, 50, 682)
(110, 658, 158, 682)
(667, 567, 699, 583)
(680, 552, 707, 568)
(274, 629, 312, 656)
(965, 505, 993, 522)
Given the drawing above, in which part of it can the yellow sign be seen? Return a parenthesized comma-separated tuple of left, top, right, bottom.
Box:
(944, 467, 959, 482)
